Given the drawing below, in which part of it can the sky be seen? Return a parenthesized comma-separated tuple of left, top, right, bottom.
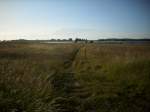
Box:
(0, 0, 150, 40)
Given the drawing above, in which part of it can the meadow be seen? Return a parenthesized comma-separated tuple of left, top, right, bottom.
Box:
(0, 42, 150, 112)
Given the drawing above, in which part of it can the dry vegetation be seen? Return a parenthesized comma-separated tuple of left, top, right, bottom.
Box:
(0, 42, 150, 112)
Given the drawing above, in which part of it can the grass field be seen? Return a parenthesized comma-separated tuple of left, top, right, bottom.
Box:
(0, 42, 150, 112)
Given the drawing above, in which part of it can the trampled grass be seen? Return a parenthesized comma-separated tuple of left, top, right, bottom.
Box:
(0, 42, 150, 112)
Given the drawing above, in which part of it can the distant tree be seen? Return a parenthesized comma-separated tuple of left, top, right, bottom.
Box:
(74, 38, 78, 43)
(89, 40, 94, 43)
(75, 38, 89, 43)
(68, 38, 72, 41)
(50, 39, 56, 41)
(62, 39, 67, 41)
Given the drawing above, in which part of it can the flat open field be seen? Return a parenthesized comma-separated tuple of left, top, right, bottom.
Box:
(0, 42, 150, 112)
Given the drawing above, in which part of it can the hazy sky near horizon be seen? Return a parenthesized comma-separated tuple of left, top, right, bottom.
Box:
(0, 0, 150, 40)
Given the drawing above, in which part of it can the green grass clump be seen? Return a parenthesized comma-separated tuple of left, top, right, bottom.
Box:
(74, 44, 150, 112)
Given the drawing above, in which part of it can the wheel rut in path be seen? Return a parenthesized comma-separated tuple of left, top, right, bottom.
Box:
(50, 44, 91, 112)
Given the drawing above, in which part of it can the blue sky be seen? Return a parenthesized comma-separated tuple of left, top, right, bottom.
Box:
(0, 0, 150, 40)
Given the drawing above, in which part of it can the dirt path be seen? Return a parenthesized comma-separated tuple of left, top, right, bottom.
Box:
(63, 45, 83, 72)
